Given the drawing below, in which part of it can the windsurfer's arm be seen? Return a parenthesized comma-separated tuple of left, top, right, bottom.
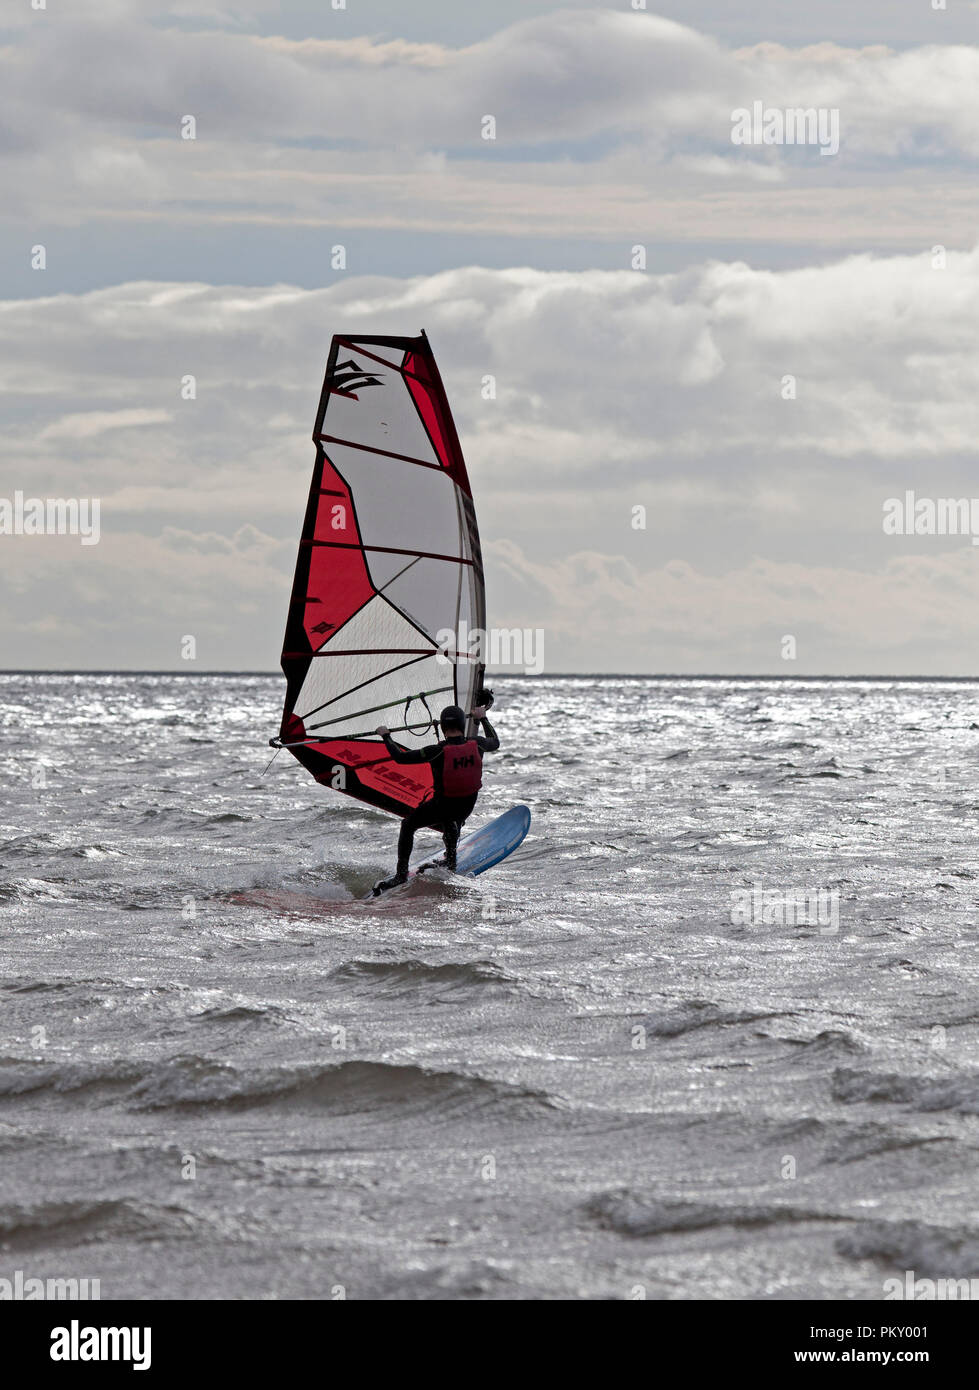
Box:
(474, 714, 500, 753)
(377, 728, 439, 764)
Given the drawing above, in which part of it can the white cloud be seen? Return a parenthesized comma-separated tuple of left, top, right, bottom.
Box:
(5, 8, 979, 244)
(4, 254, 979, 670)
(39, 409, 172, 442)
(487, 539, 979, 674)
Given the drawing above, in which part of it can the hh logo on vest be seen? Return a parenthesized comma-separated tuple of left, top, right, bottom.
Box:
(442, 740, 483, 796)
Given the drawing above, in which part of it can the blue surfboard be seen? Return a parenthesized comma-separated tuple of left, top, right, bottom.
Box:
(369, 805, 531, 897)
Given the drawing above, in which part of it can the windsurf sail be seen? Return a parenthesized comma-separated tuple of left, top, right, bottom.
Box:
(271, 331, 485, 816)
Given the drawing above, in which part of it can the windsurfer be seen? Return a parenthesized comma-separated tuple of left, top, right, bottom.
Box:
(372, 692, 500, 892)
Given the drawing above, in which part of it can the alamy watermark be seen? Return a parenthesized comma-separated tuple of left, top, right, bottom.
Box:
(883, 491, 979, 545)
(731, 884, 840, 934)
(0, 1269, 101, 1299)
(0, 491, 100, 545)
(435, 621, 544, 676)
(731, 102, 840, 156)
(50, 1320, 150, 1371)
(884, 1270, 979, 1300)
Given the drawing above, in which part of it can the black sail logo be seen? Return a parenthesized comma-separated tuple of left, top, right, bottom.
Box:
(327, 359, 383, 397)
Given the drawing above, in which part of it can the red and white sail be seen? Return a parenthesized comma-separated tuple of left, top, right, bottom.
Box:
(274, 332, 485, 816)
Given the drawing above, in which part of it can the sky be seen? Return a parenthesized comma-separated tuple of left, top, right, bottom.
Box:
(3, 0, 979, 674)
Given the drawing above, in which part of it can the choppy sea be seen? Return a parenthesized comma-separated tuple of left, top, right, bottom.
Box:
(1, 673, 977, 1300)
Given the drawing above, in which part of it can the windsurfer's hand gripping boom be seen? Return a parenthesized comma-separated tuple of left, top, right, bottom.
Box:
(374, 703, 490, 738)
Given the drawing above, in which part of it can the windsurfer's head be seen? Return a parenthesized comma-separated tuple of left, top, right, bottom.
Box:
(439, 705, 466, 737)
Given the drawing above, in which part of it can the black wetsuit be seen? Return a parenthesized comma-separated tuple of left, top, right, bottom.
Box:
(382, 717, 500, 870)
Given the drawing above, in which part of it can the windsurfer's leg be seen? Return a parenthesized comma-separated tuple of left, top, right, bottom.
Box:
(396, 807, 426, 873)
(440, 795, 476, 871)
(374, 808, 426, 892)
(441, 819, 460, 871)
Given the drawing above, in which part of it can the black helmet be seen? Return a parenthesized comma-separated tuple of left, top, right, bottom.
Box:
(439, 704, 466, 731)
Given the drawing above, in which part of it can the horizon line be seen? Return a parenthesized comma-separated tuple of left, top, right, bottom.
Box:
(3, 670, 979, 682)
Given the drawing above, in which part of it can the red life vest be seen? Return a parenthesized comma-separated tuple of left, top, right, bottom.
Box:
(441, 739, 482, 796)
